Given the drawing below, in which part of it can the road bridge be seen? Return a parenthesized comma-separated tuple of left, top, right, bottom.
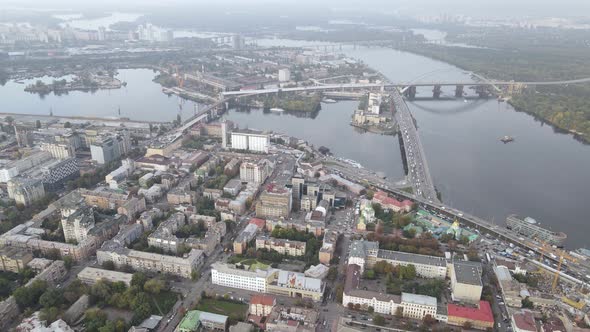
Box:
(392, 89, 438, 203)
(221, 76, 590, 98)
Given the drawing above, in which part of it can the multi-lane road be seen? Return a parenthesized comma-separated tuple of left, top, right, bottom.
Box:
(391, 89, 438, 203)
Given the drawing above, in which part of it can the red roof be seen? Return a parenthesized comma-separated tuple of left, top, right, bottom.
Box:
(447, 301, 494, 323)
(512, 310, 536, 331)
(373, 191, 413, 208)
(250, 295, 275, 306)
(249, 218, 266, 229)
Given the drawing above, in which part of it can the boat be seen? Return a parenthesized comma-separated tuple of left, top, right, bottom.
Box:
(270, 108, 285, 113)
(500, 135, 514, 143)
(506, 215, 567, 247)
(323, 98, 337, 103)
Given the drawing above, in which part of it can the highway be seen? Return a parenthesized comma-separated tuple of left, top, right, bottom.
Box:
(391, 89, 438, 203)
(221, 76, 590, 97)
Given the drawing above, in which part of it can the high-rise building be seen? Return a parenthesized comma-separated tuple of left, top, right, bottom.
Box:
(14, 125, 34, 147)
(61, 206, 96, 243)
(278, 68, 291, 82)
(240, 159, 273, 184)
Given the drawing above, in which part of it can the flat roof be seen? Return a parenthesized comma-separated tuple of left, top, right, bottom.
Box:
(453, 261, 482, 286)
(378, 250, 446, 267)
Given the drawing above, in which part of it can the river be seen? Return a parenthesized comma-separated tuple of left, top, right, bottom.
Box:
(0, 68, 195, 122)
(1, 43, 589, 248)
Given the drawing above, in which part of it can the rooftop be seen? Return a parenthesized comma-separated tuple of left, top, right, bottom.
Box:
(512, 310, 537, 332)
(250, 295, 276, 306)
(447, 301, 494, 323)
(378, 250, 447, 267)
(401, 293, 437, 307)
(453, 260, 483, 286)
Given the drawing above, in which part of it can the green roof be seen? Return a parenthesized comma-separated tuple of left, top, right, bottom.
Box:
(178, 310, 201, 331)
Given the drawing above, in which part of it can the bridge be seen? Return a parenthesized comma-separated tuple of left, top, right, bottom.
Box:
(392, 89, 439, 203)
(221, 76, 590, 98)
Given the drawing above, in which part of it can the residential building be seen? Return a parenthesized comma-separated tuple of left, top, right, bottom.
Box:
(7, 177, 45, 206)
(0, 247, 33, 273)
(255, 186, 292, 219)
(255, 236, 306, 256)
(319, 230, 338, 265)
(223, 178, 242, 196)
(41, 142, 76, 159)
(447, 301, 495, 330)
(230, 129, 270, 153)
(278, 68, 291, 82)
(249, 295, 276, 316)
(147, 213, 186, 253)
(77, 267, 133, 286)
(97, 246, 204, 279)
(450, 260, 483, 304)
(61, 205, 96, 243)
(233, 223, 258, 254)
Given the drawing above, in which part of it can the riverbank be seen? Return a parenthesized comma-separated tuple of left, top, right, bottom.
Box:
(391, 42, 590, 144)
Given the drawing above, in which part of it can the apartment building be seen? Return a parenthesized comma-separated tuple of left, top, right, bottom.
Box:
(255, 236, 306, 257)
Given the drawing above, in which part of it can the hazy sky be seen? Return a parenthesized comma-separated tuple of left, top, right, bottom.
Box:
(2, 0, 590, 19)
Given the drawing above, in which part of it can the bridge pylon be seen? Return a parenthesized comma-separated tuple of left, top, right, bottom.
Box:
(433, 85, 442, 99)
(403, 86, 417, 100)
(455, 85, 464, 98)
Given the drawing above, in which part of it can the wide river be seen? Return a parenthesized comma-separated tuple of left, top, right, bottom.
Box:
(1, 43, 589, 248)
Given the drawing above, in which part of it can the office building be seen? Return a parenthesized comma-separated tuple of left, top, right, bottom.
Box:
(77, 267, 133, 286)
(0, 151, 52, 183)
(240, 159, 272, 183)
(40, 157, 80, 191)
(231, 129, 270, 153)
(211, 262, 270, 293)
(401, 293, 438, 320)
(255, 186, 292, 219)
(450, 261, 483, 304)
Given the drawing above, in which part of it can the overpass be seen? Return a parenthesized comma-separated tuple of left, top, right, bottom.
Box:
(392, 89, 438, 203)
(221, 76, 590, 98)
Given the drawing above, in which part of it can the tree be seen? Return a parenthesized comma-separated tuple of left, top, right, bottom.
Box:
(131, 272, 148, 289)
(354, 303, 361, 311)
(63, 256, 74, 270)
(85, 308, 107, 332)
(64, 121, 72, 128)
(336, 284, 344, 303)
(35, 120, 41, 129)
(365, 190, 374, 200)
(13, 280, 48, 310)
(144, 278, 165, 294)
(423, 314, 436, 326)
(395, 306, 404, 318)
(39, 288, 64, 308)
(347, 302, 354, 310)
(368, 306, 374, 313)
(522, 297, 534, 309)
(102, 260, 115, 270)
(463, 321, 473, 330)
(373, 314, 386, 326)
(40, 306, 60, 323)
(327, 267, 338, 281)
